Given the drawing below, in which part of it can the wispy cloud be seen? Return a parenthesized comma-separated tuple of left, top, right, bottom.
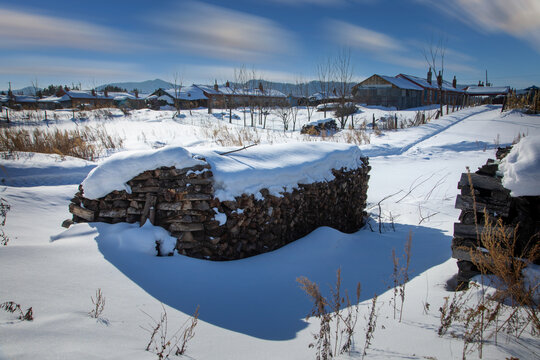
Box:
(327, 20, 479, 75)
(417, 0, 540, 53)
(328, 20, 404, 53)
(267, 0, 378, 6)
(151, 2, 297, 61)
(185, 64, 302, 84)
(0, 56, 149, 79)
(0, 6, 142, 52)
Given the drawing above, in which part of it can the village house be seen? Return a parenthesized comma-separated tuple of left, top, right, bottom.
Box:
(148, 86, 209, 109)
(397, 69, 465, 107)
(351, 74, 424, 109)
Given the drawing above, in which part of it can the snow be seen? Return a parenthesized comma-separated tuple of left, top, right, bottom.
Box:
(1, 104, 539, 360)
(499, 134, 540, 196)
(193, 142, 364, 201)
(81, 146, 205, 199)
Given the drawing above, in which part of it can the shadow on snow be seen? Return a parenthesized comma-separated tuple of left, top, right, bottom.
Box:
(88, 222, 451, 341)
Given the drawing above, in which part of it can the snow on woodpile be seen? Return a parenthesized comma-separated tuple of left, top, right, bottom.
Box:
(499, 135, 540, 196)
(81, 142, 364, 201)
(193, 142, 364, 201)
(81, 146, 206, 199)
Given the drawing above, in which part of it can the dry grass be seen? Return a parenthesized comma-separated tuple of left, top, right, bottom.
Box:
(0, 125, 123, 161)
(202, 123, 261, 147)
(297, 268, 362, 359)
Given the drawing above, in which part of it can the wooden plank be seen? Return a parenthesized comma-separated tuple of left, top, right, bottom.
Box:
(169, 223, 204, 232)
(455, 194, 510, 217)
(458, 173, 507, 192)
(454, 222, 515, 239)
(99, 209, 127, 218)
(140, 194, 157, 225)
(69, 203, 95, 221)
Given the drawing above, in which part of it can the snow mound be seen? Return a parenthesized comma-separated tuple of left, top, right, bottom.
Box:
(81, 142, 364, 202)
(81, 146, 205, 199)
(499, 135, 540, 196)
(193, 142, 364, 201)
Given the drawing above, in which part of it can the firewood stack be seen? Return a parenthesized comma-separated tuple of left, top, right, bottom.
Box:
(67, 157, 370, 260)
(452, 147, 540, 287)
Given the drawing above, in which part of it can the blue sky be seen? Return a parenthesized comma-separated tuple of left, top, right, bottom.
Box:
(1, 0, 539, 90)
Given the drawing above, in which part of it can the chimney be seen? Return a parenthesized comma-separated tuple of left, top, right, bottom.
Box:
(104, 89, 108, 97)
(225, 80, 230, 88)
(452, 75, 456, 88)
(134, 89, 139, 98)
(427, 67, 432, 85)
(258, 82, 264, 92)
(214, 80, 218, 92)
(91, 89, 96, 96)
(437, 71, 442, 87)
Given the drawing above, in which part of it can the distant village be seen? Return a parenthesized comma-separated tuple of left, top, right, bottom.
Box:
(1, 69, 537, 113)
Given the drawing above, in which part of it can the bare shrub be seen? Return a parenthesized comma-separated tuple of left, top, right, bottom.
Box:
(362, 294, 378, 360)
(0, 126, 123, 161)
(297, 268, 361, 359)
(1, 301, 33, 321)
(202, 123, 261, 147)
(390, 232, 412, 322)
(0, 198, 10, 246)
(143, 304, 199, 359)
(89, 288, 105, 319)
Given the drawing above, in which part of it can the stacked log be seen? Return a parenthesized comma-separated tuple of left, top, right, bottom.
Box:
(67, 157, 370, 260)
(452, 147, 540, 286)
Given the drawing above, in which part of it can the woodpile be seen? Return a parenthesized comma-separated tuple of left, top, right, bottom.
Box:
(300, 119, 338, 135)
(67, 157, 370, 260)
(452, 147, 540, 286)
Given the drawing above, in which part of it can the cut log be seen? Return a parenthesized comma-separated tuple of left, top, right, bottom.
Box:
(455, 194, 510, 217)
(69, 203, 95, 221)
(169, 222, 204, 232)
(453, 222, 514, 239)
(140, 193, 157, 225)
(458, 173, 507, 192)
(99, 209, 127, 218)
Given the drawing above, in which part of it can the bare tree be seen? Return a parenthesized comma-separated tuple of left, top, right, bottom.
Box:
(333, 48, 354, 129)
(234, 65, 248, 127)
(172, 72, 183, 118)
(274, 103, 291, 132)
(296, 76, 315, 123)
(423, 36, 447, 116)
(317, 57, 334, 117)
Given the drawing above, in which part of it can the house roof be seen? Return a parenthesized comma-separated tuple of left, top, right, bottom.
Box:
(37, 95, 70, 103)
(14, 95, 37, 103)
(163, 86, 209, 101)
(397, 74, 464, 93)
(464, 86, 510, 95)
(375, 75, 424, 91)
(193, 84, 286, 98)
(65, 90, 114, 100)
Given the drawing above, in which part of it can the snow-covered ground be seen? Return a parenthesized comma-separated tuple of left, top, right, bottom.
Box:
(0, 104, 539, 359)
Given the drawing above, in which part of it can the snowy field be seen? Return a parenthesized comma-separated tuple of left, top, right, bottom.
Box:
(0, 104, 539, 359)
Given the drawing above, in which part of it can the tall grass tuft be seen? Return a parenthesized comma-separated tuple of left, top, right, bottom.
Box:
(0, 125, 123, 161)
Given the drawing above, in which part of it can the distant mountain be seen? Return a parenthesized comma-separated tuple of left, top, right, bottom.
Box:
(96, 79, 174, 94)
(1, 86, 37, 96)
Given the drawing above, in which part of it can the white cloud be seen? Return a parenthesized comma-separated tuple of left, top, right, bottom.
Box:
(183, 65, 302, 84)
(0, 56, 150, 79)
(328, 20, 405, 53)
(0, 7, 142, 52)
(152, 2, 297, 61)
(418, 0, 540, 53)
(267, 0, 377, 6)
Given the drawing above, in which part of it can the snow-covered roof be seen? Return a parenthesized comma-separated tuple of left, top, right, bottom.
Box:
(37, 95, 70, 103)
(193, 84, 286, 98)
(162, 86, 208, 101)
(309, 92, 340, 101)
(397, 74, 464, 93)
(81, 142, 364, 201)
(14, 95, 37, 103)
(360, 75, 423, 91)
(464, 86, 510, 95)
(65, 90, 114, 100)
